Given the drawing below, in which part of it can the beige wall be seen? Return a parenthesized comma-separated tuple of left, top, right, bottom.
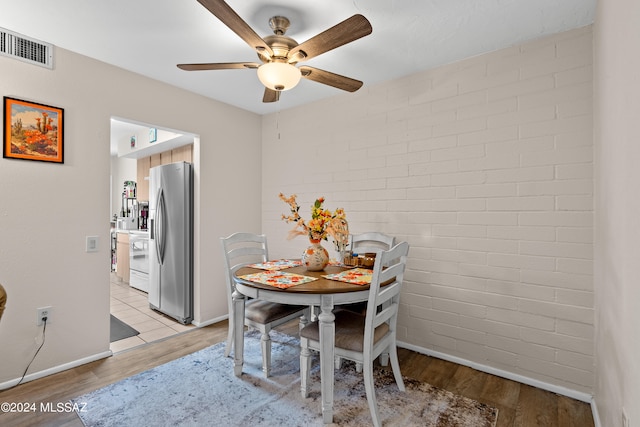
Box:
(111, 156, 136, 218)
(594, 0, 640, 426)
(263, 27, 594, 397)
(0, 47, 262, 385)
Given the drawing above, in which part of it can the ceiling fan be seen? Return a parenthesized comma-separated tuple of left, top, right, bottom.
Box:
(177, 0, 373, 103)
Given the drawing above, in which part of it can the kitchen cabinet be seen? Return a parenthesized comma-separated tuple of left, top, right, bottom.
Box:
(136, 156, 150, 202)
(160, 151, 172, 165)
(171, 145, 193, 163)
(150, 153, 161, 169)
(135, 145, 193, 202)
(116, 232, 130, 283)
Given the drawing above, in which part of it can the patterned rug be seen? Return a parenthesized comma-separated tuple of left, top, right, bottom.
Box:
(74, 330, 498, 426)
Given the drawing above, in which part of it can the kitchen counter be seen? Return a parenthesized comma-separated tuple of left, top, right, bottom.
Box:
(115, 229, 149, 284)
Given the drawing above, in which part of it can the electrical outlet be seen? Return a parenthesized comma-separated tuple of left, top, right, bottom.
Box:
(622, 409, 629, 427)
(36, 306, 52, 326)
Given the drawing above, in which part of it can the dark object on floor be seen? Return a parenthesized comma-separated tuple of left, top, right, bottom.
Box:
(0, 283, 6, 321)
(110, 314, 139, 342)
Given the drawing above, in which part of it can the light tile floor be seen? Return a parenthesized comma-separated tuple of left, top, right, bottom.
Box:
(110, 273, 195, 353)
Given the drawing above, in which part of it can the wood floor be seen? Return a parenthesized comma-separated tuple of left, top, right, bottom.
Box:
(0, 319, 594, 427)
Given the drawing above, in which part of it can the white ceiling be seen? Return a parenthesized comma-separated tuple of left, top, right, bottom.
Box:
(1, 0, 595, 116)
(110, 118, 195, 158)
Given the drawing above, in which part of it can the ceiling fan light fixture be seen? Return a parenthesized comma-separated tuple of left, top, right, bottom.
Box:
(257, 62, 301, 91)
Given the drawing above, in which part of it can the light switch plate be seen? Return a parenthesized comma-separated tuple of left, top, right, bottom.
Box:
(86, 236, 99, 252)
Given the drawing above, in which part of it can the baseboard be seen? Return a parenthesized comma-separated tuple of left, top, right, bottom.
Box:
(591, 397, 602, 427)
(397, 340, 593, 403)
(0, 350, 112, 391)
(192, 313, 227, 328)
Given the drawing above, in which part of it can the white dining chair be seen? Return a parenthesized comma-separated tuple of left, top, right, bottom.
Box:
(342, 232, 396, 313)
(220, 232, 309, 377)
(336, 231, 398, 372)
(299, 241, 410, 427)
(349, 231, 396, 256)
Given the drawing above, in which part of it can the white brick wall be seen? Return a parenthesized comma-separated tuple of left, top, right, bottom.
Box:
(262, 26, 593, 394)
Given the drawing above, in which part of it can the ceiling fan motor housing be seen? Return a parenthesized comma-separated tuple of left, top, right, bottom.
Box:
(259, 34, 299, 63)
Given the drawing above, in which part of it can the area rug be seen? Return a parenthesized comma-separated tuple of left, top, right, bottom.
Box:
(109, 314, 139, 343)
(75, 330, 497, 426)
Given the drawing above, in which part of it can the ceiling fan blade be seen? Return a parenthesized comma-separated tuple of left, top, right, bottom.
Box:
(299, 66, 363, 92)
(263, 88, 280, 103)
(197, 0, 274, 58)
(177, 62, 259, 71)
(288, 14, 372, 63)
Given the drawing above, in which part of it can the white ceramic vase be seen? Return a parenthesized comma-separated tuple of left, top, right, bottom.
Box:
(302, 239, 329, 271)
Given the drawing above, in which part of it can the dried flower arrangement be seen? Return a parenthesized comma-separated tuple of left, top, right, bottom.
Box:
(279, 193, 349, 252)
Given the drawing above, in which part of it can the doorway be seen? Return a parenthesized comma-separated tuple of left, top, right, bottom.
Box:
(109, 117, 197, 352)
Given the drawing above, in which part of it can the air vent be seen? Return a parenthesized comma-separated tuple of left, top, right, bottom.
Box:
(0, 27, 53, 69)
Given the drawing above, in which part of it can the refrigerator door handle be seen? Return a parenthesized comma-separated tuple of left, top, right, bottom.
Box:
(154, 188, 166, 265)
(158, 188, 167, 264)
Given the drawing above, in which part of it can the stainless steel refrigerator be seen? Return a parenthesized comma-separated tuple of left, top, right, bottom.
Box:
(148, 162, 193, 324)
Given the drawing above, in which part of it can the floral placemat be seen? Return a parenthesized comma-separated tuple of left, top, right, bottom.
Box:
(323, 268, 373, 285)
(247, 259, 302, 270)
(238, 270, 318, 289)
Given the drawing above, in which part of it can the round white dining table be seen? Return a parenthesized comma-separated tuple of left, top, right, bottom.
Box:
(233, 263, 372, 424)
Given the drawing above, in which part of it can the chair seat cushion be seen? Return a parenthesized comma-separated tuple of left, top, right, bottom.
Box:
(300, 309, 390, 353)
(245, 300, 306, 324)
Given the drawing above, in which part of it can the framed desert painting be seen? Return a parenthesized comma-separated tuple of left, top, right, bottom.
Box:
(3, 97, 64, 163)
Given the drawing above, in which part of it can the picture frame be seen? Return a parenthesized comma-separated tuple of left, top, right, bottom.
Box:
(149, 128, 157, 143)
(130, 135, 137, 148)
(3, 97, 64, 163)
